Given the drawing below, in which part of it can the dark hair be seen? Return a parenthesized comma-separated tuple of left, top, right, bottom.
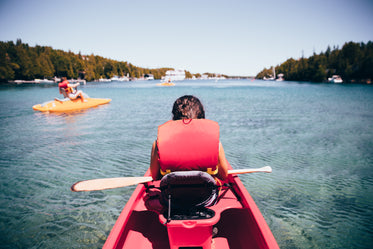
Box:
(172, 95, 205, 120)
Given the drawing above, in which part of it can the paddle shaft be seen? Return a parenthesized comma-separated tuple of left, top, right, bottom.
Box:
(228, 166, 272, 174)
(71, 166, 272, 192)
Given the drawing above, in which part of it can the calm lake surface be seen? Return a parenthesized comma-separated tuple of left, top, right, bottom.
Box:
(0, 80, 372, 249)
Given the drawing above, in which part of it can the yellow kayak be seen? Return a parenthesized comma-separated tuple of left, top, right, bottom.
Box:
(32, 98, 111, 112)
(157, 82, 175, 86)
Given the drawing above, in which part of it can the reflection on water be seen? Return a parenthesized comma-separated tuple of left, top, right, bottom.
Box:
(0, 80, 372, 248)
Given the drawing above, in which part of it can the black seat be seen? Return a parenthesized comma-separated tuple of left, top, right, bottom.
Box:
(160, 171, 218, 222)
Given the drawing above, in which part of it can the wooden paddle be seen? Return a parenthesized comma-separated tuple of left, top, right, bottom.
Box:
(71, 166, 272, 192)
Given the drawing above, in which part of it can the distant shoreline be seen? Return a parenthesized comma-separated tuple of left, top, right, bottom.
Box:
(3, 78, 372, 86)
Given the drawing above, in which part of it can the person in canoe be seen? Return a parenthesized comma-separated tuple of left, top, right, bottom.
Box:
(57, 77, 87, 102)
(146, 95, 229, 213)
(150, 95, 229, 182)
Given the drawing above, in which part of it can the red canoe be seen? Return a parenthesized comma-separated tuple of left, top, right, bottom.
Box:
(103, 167, 279, 249)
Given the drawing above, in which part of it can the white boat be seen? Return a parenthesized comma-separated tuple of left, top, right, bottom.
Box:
(145, 74, 154, 80)
(69, 79, 86, 85)
(111, 75, 129, 82)
(164, 69, 186, 82)
(328, 75, 343, 83)
(263, 67, 276, 81)
(34, 79, 54, 83)
(276, 73, 284, 81)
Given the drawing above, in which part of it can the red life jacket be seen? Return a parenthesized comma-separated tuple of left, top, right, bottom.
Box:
(58, 80, 73, 94)
(157, 119, 220, 176)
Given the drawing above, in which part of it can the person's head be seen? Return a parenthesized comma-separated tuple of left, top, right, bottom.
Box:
(61, 77, 67, 81)
(172, 95, 205, 120)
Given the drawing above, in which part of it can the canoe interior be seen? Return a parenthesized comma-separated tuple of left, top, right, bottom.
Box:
(104, 172, 278, 249)
(115, 209, 265, 249)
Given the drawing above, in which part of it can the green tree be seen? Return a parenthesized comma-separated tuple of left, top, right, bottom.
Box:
(257, 41, 373, 83)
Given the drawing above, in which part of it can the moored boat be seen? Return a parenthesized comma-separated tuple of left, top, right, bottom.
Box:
(103, 165, 279, 249)
(163, 69, 186, 82)
(263, 67, 276, 81)
(328, 75, 343, 83)
(32, 97, 111, 112)
(111, 75, 130, 82)
(34, 78, 55, 83)
(276, 73, 284, 81)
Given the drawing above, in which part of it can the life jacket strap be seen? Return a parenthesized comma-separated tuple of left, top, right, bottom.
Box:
(160, 169, 171, 176)
(206, 167, 219, 175)
(67, 87, 75, 94)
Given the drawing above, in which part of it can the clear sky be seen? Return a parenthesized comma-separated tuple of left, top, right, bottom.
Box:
(0, 0, 372, 76)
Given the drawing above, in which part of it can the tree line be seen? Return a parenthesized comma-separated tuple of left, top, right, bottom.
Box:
(2, 39, 371, 83)
(0, 39, 195, 82)
(256, 41, 373, 83)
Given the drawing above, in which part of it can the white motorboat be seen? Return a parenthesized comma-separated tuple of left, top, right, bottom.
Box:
(111, 75, 129, 82)
(276, 73, 284, 81)
(328, 75, 343, 83)
(263, 67, 276, 81)
(164, 69, 185, 82)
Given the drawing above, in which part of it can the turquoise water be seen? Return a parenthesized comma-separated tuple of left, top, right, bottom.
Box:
(0, 80, 372, 248)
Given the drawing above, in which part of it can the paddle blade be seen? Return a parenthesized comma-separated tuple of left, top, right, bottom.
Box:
(228, 166, 272, 175)
(71, 176, 153, 192)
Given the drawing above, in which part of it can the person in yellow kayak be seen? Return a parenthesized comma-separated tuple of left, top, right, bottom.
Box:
(57, 77, 86, 102)
(150, 95, 229, 182)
